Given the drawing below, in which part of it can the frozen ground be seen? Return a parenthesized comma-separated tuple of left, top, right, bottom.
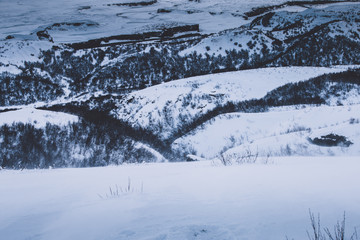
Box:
(0, 157, 359, 240)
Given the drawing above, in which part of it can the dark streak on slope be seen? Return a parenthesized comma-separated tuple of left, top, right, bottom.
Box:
(107, 0, 157, 7)
(244, 0, 356, 18)
(67, 24, 201, 50)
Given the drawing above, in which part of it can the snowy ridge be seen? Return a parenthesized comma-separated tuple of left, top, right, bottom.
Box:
(112, 65, 356, 139)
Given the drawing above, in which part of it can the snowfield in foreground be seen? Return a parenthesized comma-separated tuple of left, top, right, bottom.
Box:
(0, 157, 359, 240)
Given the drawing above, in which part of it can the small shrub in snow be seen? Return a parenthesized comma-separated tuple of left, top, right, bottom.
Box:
(349, 118, 359, 124)
(281, 144, 293, 156)
(218, 149, 271, 166)
(306, 211, 358, 240)
(219, 153, 232, 166)
(98, 178, 143, 199)
(284, 124, 311, 134)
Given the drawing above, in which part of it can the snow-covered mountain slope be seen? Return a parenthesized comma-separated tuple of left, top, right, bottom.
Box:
(0, 38, 53, 67)
(181, 2, 360, 56)
(1, 0, 360, 169)
(173, 104, 360, 159)
(0, 108, 78, 128)
(1, 1, 360, 108)
(111, 66, 356, 139)
(1, 157, 359, 240)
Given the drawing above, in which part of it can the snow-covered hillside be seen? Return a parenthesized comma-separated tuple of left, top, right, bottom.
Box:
(112, 66, 356, 139)
(0, 108, 78, 128)
(173, 104, 360, 159)
(182, 2, 360, 56)
(1, 1, 359, 109)
(1, 158, 359, 240)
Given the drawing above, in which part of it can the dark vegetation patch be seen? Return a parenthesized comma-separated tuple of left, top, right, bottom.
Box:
(5, 35, 15, 40)
(0, 95, 174, 169)
(187, 10, 201, 14)
(67, 24, 200, 50)
(0, 108, 19, 113)
(263, 69, 360, 106)
(107, 0, 157, 7)
(266, 27, 360, 67)
(157, 8, 172, 13)
(0, 71, 64, 106)
(40, 103, 168, 153)
(244, 0, 355, 18)
(309, 134, 353, 147)
(209, 12, 224, 16)
(0, 121, 159, 169)
(49, 22, 99, 28)
(78, 6, 91, 10)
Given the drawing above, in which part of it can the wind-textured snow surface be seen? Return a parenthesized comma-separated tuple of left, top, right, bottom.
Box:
(0, 158, 359, 240)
